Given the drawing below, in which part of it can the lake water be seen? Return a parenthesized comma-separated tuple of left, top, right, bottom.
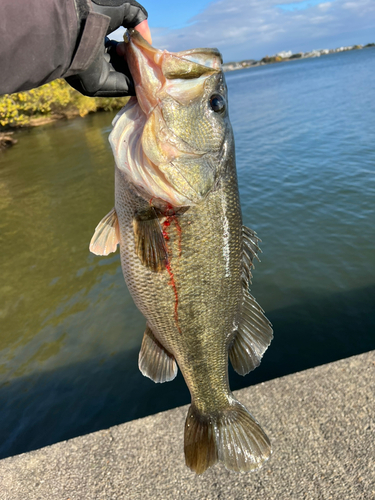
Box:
(0, 47, 374, 459)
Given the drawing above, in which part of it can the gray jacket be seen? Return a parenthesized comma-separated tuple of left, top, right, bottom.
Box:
(0, 0, 146, 95)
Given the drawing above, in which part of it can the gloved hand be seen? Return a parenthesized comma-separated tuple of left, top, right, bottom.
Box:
(65, 0, 150, 97)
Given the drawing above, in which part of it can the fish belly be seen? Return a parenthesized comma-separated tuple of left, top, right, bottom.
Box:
(115, 163, 242, 404)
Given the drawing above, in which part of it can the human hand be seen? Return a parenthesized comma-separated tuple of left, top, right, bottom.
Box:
(65, 0, 151, 97)
(116, 18, 152, 58)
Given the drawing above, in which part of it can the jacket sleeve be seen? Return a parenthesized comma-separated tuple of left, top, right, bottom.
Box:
(0, 0, 109, 95)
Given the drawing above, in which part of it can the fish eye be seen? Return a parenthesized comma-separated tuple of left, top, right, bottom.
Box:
(209, 94, 226, 113)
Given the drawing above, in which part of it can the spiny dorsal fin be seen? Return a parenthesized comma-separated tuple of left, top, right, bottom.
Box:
(229, 289, 273, 376)
(243, 225, 261, 261)
(139, 325, 178, 383)
(133, 207, 169, 272)
(242, 225, 262, 284)
(89, 208, 119, 256)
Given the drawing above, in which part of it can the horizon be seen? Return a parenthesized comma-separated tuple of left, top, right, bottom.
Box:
(221, 41, 373, 65)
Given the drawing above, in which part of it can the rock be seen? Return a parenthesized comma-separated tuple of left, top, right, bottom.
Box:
(0, 132, 17, 151)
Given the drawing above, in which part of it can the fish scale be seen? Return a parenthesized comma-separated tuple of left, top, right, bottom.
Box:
(90, 29, 273, 475)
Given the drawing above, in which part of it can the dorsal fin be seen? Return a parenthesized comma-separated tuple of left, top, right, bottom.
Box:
(242, 226, 261, 284)
(229, 225, 273, 376)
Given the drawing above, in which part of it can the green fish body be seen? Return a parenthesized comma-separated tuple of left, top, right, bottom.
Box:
(90, 30, 273, 474)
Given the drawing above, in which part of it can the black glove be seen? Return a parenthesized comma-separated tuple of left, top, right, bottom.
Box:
(65, 0, 148, 97)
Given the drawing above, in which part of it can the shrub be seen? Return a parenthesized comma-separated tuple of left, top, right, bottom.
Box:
(0, 79, 129, 129)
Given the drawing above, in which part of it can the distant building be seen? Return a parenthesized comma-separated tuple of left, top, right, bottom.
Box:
(221, 41, 369, 73)
(222, 59, 256, 72)
(275, 50, 292, 59)
(304, 50, 321, 58)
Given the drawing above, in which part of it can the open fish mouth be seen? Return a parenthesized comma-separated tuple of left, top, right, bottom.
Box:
(123, 28, 222, 114)
(109, 30, 226, 207)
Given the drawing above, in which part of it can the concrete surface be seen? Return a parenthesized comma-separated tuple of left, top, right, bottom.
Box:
(1, 351, 374, 500)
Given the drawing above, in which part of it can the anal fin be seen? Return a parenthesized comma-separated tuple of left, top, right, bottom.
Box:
(133, 207, 168, 272)
(229, 288, 273, 376)
(139, 325, 178, 383)
(89, 208, 119, 256)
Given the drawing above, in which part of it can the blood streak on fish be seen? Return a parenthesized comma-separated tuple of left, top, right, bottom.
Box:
(164, 203, 182, 258)
(162, 218, 170, 240)
(173, 216, 182, 257)
(162, 217, 181, 332)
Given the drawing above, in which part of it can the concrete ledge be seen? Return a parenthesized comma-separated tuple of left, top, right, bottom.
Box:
(1, 351, 374, 499)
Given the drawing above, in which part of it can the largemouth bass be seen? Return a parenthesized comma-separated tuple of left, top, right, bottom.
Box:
(90, 30, 273, 475)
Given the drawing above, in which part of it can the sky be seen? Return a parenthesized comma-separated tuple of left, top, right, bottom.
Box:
(112, 0, 375, 62)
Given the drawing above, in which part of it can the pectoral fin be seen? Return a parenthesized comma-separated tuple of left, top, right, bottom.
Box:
(133, 207, 169, 272)
(139, 325, 178, 383)
(89, 208, 120, 256)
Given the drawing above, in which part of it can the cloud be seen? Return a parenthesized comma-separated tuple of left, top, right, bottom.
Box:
(149, 0, 375, 61)
(277, 0, 332, 12)
(318, 3, 333, 12)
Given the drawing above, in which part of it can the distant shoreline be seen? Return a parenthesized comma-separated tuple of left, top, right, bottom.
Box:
(222, 43, 375, 72)
(1, 43, 373, 151)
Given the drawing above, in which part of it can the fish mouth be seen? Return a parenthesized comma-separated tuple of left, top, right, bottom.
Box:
(111, 30, 224, 206)
(124, 29, 223, 70)
(124, 29, 222, 115)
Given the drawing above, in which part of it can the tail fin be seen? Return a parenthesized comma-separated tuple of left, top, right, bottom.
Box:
(184, 399, 271, 475)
